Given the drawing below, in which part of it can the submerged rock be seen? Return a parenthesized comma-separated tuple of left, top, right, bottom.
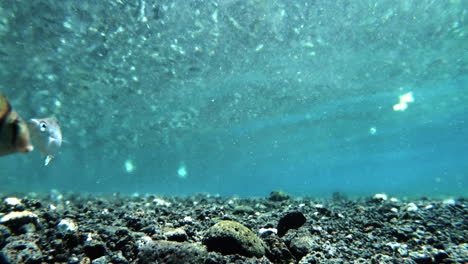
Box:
(262, 232, 295, 264)
(164, 227, 188, 242)
(0, 211, 39, 234)
(138, 239, 207, 264)
(203, 220, 266, 258)
(268, 191, 291, 202)
(0, 239, 43, 264)
(83, 241, 107, 260)
(0, 225, 12, 247)
(287, 229, 320, 260)
(0, 211, 38, 226)
(277, 211, 307, 236)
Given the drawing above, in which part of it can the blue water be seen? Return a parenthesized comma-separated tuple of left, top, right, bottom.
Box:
(0, 1, 467, 198)
(2, 78, 466, 197)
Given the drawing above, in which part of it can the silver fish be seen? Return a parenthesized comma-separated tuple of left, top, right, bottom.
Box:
(28, 117, 62, 166)
(0, 93, 34, 156)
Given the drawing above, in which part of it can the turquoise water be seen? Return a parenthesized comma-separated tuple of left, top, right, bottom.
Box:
(0, 0, 467, 198)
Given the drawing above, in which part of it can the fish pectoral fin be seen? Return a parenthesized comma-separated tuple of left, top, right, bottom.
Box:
(44, 155, 53, 166)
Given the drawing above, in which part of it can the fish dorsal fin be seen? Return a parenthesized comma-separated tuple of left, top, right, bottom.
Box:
(0, 93, 12, 123)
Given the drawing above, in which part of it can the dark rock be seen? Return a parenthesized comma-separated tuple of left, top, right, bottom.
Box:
(111, 250, 129, 264)
(164, 227, 188, 242)
(203, 220, 265, 257)
(316, 207, 332, 217)
(0, 225, 12, 247)
(268, 191, 291, 202)
(289, 231, 321, 260)
(433, 250, 449, 262)
(41, 211, 59, 224)
(138, 240, 207, 264)
(444, 243, 468, 263)
(392, 229, 411, 241)
(277, 211, 307, 237)
(63, 233, 80, 249)
(139, 224, 161, 235)
(84, 241, 107, 260)
(0, 239, 43, 264)
(52, 253, 68, 262)
(233, 205, 255, 215)
(262, 232, 295, 264)
(124, 215, 147, 230)
(298, 252, 326, 264)
(370, 254, 393, 263)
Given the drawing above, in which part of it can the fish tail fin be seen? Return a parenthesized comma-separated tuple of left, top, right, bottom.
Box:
(44, 155, 53, 166)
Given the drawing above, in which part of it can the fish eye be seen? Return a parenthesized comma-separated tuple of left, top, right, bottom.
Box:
(39, 122, 47, 132)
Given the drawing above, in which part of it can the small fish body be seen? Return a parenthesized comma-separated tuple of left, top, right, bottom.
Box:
(0, 93, 34, 156)
(28, 117, 62, 166)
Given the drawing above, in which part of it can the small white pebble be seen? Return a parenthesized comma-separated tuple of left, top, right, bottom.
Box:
(153, 198, 171, 207)
(57, 218, 77, 232)
(4, 197, 22, 206)
(406, 202, 418, 212)
(142, 236, 152, 243)
(373, 193, 388, 201)
(443, 199, 456, 205)
(259, 228, 277, 235)
(386, 241, 402, 250)
(424, 204, 434, 210)
(311, 225, 323, 232)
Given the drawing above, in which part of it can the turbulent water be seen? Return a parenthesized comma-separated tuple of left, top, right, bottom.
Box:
(0, 0, 466, 197)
